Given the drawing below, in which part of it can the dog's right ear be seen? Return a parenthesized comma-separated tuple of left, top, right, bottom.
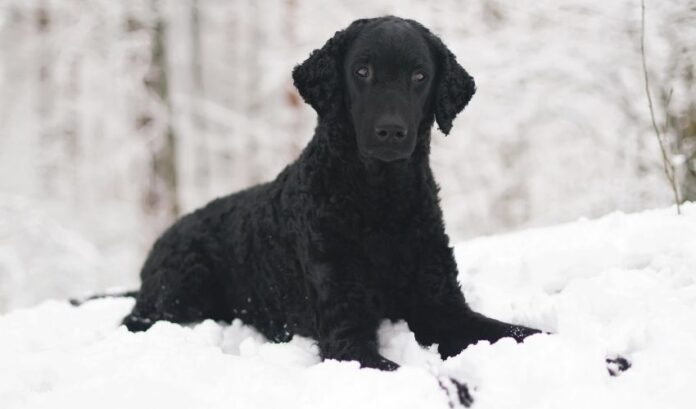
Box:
(292, 19, 368, 117)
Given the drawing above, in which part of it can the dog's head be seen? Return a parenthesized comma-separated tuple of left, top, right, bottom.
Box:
(293, 16, 475, 163)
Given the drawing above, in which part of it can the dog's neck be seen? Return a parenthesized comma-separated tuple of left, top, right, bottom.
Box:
(297, 115, 439, 222)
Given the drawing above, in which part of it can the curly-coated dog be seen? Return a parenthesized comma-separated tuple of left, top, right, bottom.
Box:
(122, 16, 540, 371)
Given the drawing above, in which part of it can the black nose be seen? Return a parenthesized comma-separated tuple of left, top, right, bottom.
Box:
(374, 122, 408, 142)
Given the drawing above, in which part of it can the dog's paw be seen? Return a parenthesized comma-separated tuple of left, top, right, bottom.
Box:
(122, 314, 154, 332)
(359, 354, 399, 371)
(507, 324, 542, 342)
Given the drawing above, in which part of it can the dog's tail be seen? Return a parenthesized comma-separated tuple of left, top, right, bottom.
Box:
(69, 290, 139, 306)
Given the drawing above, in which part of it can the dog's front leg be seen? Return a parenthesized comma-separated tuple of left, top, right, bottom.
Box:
(308, 260, 398, 371)
(407, 245, 540, 359)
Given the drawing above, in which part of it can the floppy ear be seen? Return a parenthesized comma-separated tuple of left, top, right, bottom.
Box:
(292, 19, 368, 117)
(433, 45, 476, 135)
(416, 25, 476, 135)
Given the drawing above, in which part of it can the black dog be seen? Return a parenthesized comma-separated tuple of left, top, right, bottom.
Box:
(123, 16, 539, 371)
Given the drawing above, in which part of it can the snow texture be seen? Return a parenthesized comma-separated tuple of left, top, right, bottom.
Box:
(1, 203, 694, 408)
(0, 195, 136, 312)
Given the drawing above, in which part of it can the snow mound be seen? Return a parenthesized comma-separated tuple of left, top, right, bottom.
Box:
(1, 204, 695, 408)
(0, 196, 103, 312)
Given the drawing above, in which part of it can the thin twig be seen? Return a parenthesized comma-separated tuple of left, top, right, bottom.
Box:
(663, 88, 674, 133)
(640, 0, 681, 214)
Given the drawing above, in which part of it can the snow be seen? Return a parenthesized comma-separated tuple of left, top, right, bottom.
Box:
(1, 203, 695, 408)
(0, 195, 141, 312)
(0, 196, 104, 312)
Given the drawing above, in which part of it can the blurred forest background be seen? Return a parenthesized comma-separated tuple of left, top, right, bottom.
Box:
(0, 0, 695, 311)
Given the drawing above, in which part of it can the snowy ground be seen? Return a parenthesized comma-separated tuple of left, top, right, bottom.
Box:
(1, 204, 695, 408)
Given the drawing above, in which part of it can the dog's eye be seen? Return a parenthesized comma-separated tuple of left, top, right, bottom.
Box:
(412, 71, 426, 83)
(355, 66, 370, 78)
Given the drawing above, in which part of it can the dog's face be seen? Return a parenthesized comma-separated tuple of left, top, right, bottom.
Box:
(342, 20, 435, 162)
(293, 17, 476, 163)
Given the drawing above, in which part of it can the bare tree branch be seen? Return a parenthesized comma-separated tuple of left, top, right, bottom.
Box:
(640, 0, 682, 214)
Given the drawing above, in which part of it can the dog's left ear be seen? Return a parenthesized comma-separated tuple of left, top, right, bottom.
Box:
(411, 22, 476, 135)
(293, 19, 368, 118)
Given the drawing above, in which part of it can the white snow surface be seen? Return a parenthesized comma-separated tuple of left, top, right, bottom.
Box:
(1, 204, 695, 408)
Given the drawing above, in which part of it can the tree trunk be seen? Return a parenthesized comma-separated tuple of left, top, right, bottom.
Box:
(190, 0, 210, 197)
(36, 1, 56, 196)
(141, 0, 179, 231)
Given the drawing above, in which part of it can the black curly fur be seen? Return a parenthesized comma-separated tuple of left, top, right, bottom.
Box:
(123, 16, 539, 371)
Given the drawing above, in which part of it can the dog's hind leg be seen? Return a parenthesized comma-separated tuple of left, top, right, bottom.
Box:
(122, 253, 226, 332)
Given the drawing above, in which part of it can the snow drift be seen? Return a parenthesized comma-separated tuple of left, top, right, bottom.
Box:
(1, 203, 695, 408)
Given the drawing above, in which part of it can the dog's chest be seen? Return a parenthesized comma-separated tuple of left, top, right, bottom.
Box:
(353, 201, 425, 277)
(360, 227, 421, 295)
(361, 229, 417, 265)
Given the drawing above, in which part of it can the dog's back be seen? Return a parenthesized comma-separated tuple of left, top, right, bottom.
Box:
(123, 178, 313, 341)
